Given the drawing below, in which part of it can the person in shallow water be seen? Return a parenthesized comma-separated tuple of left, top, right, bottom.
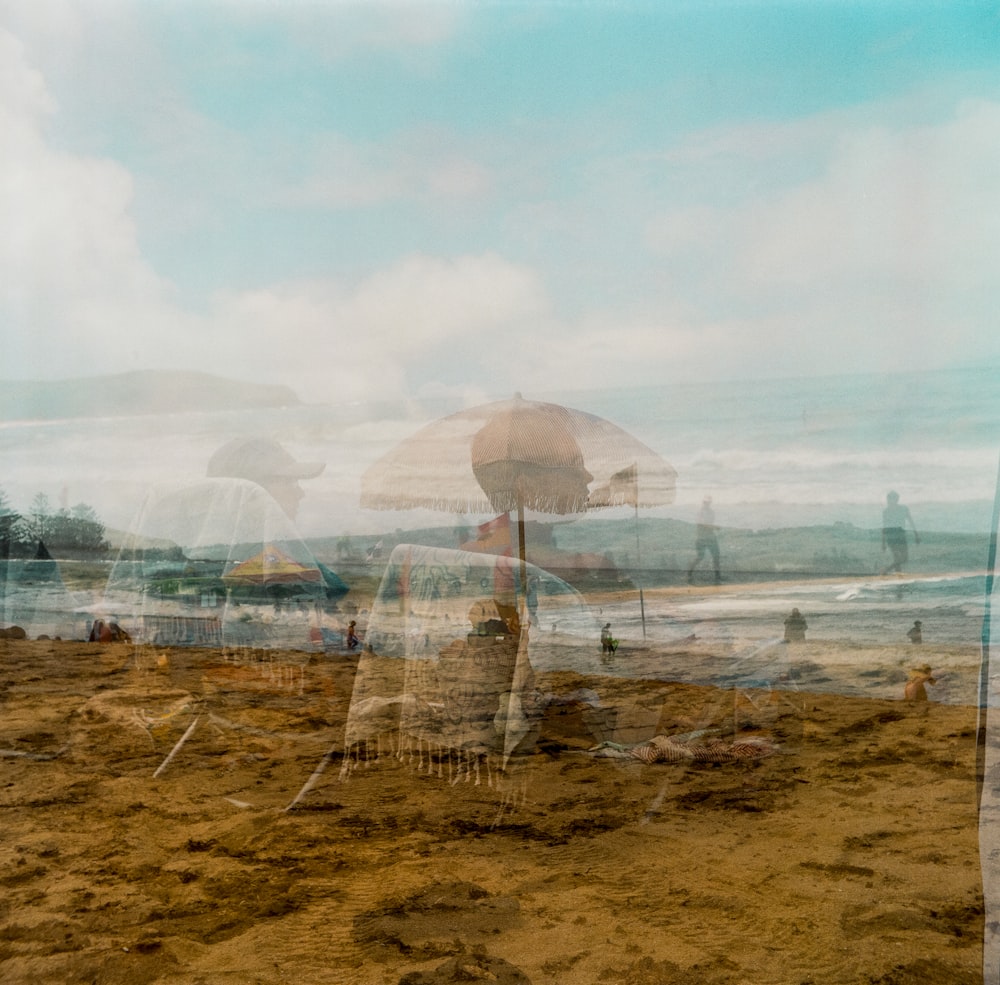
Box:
(783, 608, 807, 642)
(688, 496, 722, 584)
(881, 490, 920, 575)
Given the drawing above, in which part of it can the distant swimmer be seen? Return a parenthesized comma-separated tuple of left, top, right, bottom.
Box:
(881, 491, 919, 575)
(783, 608, 807, 642)
(907, 620, 923, 644)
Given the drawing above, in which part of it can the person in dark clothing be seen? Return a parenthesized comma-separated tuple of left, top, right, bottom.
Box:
(688, 496, 721, 584)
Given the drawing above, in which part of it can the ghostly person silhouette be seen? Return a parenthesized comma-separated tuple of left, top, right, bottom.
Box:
(105, 437, 345, 650)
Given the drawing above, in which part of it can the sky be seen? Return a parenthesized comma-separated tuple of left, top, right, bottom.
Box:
(2, 1, 1000, 408)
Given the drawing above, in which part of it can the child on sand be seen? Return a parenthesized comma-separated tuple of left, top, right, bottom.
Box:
(904, 664, 936, 701)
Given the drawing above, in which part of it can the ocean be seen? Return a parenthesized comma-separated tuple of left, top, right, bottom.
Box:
(3, 362, 995, 662)
(2, 363, 996, 543)
(552, 362, 999, 535)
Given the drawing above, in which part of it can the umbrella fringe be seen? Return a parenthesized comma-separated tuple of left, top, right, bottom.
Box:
(360, 491, 496, 514)
(363, 482, 674, 513)
(337, 733, 525, 799)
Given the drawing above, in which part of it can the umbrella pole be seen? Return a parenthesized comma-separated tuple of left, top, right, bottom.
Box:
(517, 501, 527, 614)
(635, 503, 646, 639)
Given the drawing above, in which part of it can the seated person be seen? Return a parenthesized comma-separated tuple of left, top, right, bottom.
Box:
(467, 599, 520, 640)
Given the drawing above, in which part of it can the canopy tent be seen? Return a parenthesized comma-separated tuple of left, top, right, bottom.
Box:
(222, 543, 324, 598)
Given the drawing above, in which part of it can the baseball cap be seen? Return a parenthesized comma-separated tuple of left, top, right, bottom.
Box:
(207, 437, 325, 482)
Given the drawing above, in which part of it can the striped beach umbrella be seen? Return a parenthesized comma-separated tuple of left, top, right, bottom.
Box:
(361, 393, 677, 599)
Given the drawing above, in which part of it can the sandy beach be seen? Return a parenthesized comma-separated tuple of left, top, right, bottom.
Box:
(3, 1, 998, 981)
(0, 612, 984, 985)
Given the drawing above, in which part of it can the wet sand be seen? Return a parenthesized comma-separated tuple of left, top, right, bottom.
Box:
(0, 630, 985, 985)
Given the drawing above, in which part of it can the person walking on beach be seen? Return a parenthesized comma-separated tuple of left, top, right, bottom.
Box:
(688, 496, 721, 584)
(907, 620, 923, 644)
(526, 574, 539, 626)
(881, 490, 919, 575)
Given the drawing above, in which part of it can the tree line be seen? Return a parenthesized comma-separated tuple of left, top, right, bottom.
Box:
(0, 488, 109, 558)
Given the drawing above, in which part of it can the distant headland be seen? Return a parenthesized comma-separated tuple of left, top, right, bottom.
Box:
(0, 371, 301, 420)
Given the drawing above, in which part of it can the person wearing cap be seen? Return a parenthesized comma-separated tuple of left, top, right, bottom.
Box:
(207, 436, 350, 618)
(102, 434, 346, 650)
(207, 437, 324, 521)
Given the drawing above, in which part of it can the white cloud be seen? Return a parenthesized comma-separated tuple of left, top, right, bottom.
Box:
(345, 253, 545, 345)
(287, 0, 466, 59)
(0, 0, 87, 57)
(735, 99, 1000, 291)
(5, 3, 999, 407)
(205, 253, 549, 401)
(279, 125, 494, 210)
(642, 95, 1000, 375)
(0, 27, 54, 125)
(653, 97, 1000, 292)
(0, 25, 176, 378)
(0, 18, 551, 401)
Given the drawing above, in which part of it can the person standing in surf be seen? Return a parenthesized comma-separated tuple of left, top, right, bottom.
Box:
(688, 495, 722, 584)
(881, 490, 919, 575)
